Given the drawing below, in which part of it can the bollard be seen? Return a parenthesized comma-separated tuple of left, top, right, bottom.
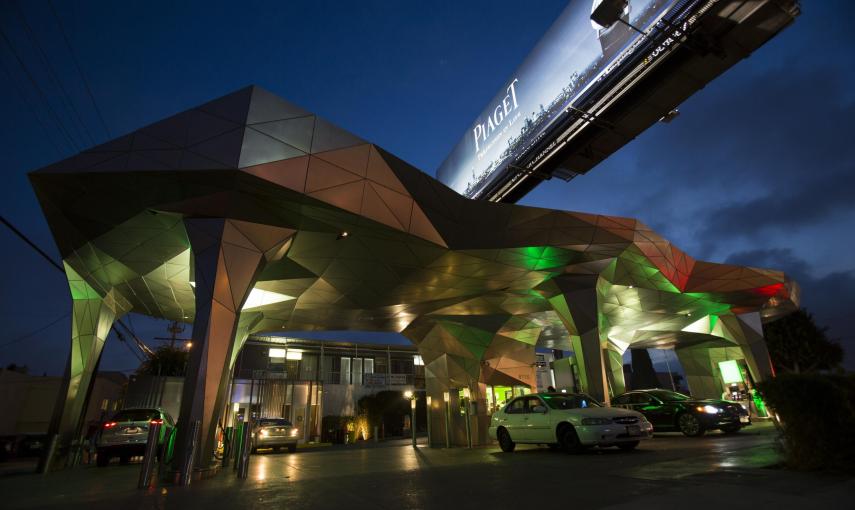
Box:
(138, 420, 162, 489)
(233, 422, 244, 471)
(177, 420, 200, 486)
(236, 423, 252, 479)
(425, 397, 432, 448)
(444, 399, 451, 449)
(410, 398, 417, 447)
(157, 426, 175, 479)
(222, 426, 233, 468)
(464, 398, 472, 449)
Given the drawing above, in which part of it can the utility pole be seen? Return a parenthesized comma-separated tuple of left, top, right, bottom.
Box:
(154, 321, 191, 349)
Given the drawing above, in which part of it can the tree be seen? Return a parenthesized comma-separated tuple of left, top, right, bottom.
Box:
(764, 309, 843, 374)
(136, 346, 189, 376)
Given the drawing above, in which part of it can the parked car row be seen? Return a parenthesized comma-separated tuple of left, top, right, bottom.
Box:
(91, 388, 750, 465)
(93, 407, 300, 467)
(489, 389, 750, 454)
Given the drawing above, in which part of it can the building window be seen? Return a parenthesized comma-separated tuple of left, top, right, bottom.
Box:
(340, 357, 351, 385)
(353, 358, 363, 385)
(337, 357, 375, 384)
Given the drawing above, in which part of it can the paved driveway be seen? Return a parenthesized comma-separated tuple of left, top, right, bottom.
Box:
(2, 422, 852, 509)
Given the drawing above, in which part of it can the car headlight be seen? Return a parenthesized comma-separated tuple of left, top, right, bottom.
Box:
(291, 428, 299, 437)
(259, 429, 268, 437)
(697, 405, 720, 414)
(581, 417, 612, 425)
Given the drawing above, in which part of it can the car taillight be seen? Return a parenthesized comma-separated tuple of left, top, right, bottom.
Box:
(150, 419, 163, 425)
(103, 421, 117, 429)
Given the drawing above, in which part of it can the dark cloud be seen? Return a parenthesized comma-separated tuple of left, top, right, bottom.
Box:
(725, 248, 855, 369)
(698, 169, 855, 240)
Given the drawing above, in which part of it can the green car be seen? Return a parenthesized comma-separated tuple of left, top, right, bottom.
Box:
(611, 389, 750, 437)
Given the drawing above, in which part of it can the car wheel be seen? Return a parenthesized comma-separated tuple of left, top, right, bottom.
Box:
(558, 425, 583, 454)
(720, 424, 741, 434)
(497, 428, 515, 452)
(617, 441, 640, 451)
(677, 413, 705, 437)
(288, 444, 297, 453)
(96, 451, 110, 467)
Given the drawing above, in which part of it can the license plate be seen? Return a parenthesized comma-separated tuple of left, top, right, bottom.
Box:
(740, 416, 749, 423)
(123, 427, 142, 434)
(626, 425, 641, 436)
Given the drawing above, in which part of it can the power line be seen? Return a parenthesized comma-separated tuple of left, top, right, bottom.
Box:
(47, 0, 111, 139)
(0, 47, 64, 157)
(10, 0, 96, 148)
(0, 214, 63, 272)
(0, 23, 79, 152)
(0, 312, 70, 350)
(114, 328, 145, 363)
(1, 215, 154, 360)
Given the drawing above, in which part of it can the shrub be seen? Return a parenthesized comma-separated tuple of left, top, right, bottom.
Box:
(320, 415, 354, 444)
(758, 373, 855, 471)
(357, 391, 410, 437)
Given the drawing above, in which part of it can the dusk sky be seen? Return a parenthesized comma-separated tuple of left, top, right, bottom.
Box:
(1, 1, 853, 376)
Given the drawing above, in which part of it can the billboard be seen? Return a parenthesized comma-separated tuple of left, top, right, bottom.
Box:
(436, 0, 697, 199)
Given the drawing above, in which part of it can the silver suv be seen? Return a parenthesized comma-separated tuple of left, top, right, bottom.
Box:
(252, 418, 299, 453)
(95, 408, 174, 467)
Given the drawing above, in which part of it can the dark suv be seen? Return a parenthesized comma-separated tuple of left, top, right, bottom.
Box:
(95, 408, 174, 467)
(611, 389, 749, 436)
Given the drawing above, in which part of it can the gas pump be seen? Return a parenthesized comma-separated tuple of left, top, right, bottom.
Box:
(718, 360, 768, 418)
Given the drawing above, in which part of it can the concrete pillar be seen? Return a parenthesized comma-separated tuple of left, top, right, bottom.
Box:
(547, 274, 610, 403)
(173, 218, 293, 475)
(675, 346, 721, 400)
(403, 316, 535, 447)
(41, 263, 129, 471)
(629, 348, 659, 389)
(604, 346, 626, 396)
(732, 312, 775, 383)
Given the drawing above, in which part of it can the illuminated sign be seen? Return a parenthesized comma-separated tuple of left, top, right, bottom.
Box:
(718, 360, 743, 384)
(436, 0, 700, 199)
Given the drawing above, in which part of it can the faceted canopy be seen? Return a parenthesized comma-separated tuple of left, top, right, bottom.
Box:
(29, 85, 798, 353)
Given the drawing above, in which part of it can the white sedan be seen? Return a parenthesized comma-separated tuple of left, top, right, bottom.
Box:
(488, 393, 653, 452)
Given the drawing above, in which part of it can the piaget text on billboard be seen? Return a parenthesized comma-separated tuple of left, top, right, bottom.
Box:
(473, 78, 520, 157)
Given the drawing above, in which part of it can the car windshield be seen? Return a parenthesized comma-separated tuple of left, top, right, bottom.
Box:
(112, 409, 159, 422)
(257, 419, 292, 427)
(541, 394, 601, 410)
(647, 390, 691, 402)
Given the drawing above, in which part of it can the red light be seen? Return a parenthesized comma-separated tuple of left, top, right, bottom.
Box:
(103, 421, 117, 429)
(753, 283, 784, 297)
(150, 419, 163, 425)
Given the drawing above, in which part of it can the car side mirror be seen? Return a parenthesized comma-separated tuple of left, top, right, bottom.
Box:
(532, 405, 547, 414)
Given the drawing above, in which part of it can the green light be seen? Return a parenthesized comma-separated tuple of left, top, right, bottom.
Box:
(719, 360, 743, 384)
(751, 389, 768, 417)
